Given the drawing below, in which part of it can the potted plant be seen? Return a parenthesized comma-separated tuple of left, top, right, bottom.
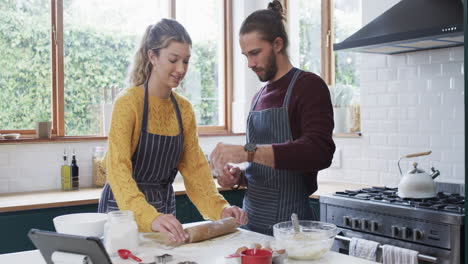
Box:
(330, 84, 354, 133)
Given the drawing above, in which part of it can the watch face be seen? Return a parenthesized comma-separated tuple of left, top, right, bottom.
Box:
(244, 143, 257, 152)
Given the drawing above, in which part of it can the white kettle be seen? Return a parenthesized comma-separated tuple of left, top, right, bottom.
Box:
(397, 151, 440, 199)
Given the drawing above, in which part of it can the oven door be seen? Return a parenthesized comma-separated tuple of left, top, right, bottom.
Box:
(333, 228, 450, 264)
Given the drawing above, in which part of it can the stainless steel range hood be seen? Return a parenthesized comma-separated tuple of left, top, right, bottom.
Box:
(333, 0, 464, 54)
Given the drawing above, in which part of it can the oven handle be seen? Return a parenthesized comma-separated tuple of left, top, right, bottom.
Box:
(335, 235, 437, 263)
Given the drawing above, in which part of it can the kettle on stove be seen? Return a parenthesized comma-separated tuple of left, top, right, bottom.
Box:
(397, 151, 440, 199)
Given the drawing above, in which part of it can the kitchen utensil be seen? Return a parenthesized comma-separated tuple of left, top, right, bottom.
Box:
(117, 249, 142, 262)
(241, 249, 272, 264)
(2, 133, 20, 139)
(184, 217, 238, 243)
(291, 213, 300, 233)
(273, 220, 337, 260)
(53, 213, 107, 237)
(397, 151, 440, 198)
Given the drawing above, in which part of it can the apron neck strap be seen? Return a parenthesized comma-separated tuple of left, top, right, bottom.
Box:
(282, 69, 302, 108)
(142, 81, 184, 134)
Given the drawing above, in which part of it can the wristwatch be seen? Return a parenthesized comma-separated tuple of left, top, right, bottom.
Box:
(244, 143, 257, 162)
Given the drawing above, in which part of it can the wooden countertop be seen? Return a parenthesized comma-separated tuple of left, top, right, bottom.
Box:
(0, 180, 371, 213)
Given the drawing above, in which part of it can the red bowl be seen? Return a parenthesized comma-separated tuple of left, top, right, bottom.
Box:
(241, 249, 272, 264)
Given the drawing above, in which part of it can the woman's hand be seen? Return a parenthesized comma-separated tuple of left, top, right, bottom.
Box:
(221, 205, 248, 225)
(217, 164, 242, 188)
(151, 214, 188, 243)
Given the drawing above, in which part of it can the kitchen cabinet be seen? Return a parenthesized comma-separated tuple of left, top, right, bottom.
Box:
(0, 189, 246, 254)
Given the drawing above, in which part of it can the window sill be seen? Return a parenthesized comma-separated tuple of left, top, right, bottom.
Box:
(0, 132, 246, 144)
(333, 132, 361, 138)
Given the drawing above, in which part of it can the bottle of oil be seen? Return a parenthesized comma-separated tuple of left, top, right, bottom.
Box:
(61, 149, 72, 191)
(71, 149, 79, 190)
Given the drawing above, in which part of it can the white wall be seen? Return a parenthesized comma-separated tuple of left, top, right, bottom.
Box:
(319, 46, 465, 187)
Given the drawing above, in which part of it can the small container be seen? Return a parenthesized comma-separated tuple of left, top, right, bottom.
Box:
(241, 249, 272, 264)
(104, 210, 139, 256)
(92, 146, 107, 187)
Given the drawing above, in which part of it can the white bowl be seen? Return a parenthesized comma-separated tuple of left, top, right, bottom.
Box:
(2, 133, 20, 139)
(53, 213, 107, 237)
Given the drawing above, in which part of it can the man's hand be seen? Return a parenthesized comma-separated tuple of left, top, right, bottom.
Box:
(151, 214, 188, 243)
(217, 164, 242, 187)
(209, 143, 246, 177)
(221, 205, 248, 225)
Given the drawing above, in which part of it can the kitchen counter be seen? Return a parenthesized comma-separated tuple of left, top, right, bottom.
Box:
(0, 223, 378, 264)
(0, 180, 372, 213)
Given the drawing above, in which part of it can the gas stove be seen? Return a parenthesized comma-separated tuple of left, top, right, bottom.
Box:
(334, 186, 465, 214)
(320, 186, 464, 264)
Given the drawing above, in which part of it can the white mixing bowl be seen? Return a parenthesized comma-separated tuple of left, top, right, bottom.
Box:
(53, 213, 107, 237)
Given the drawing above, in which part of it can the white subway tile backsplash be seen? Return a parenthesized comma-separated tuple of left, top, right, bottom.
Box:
(369, 108, 388, 120)
(360, 70, 378, 82)
(0, 179, 9, 193)
(388, 108, 407, 120)
(361, 54, 387, 69)
(398, 94, 418, 106)
(387, 54, 407, 67)
(454, 104, 465, 121)
(443, 120, 464, 134)
(362, 120, 380, 133)
(397, 67, 418, 80)
(0, 153, 9, 167)
(399, 120, 419, 134)
(407, 106, 430, 120)
(0, 168, 20, 179)
(443, 91, 464, 106)
(408, 79, 429, 92)
(378, 68, 397, 81)
(451, 46, 464, 62)
(380, 121, 398, 133)
(369, 135, 388, 146)
(450, 76, 464, 91)
(377, 94, 397, 106)
(408, 135, 430, 147)
(365, 82, 387, 94)
(419, 120, 442, 134)
(9, 177, 34, 193)
(442, 62, 463, 76)
(429, 78, 451, 91)
(388, 135, 408, 146)
(420, 92, 442, 105)
(430, 135, 454, 149)
(360, 171, 381, 185)
(430, 48, 451, 63)
(430, 106, 454, 120)
(419, 64, 442, 78)
(408, 50, 430, 65)
(441, 151, 465, 164)
(379, 148, 399, 160)
(453, 135, 464, 150)
(452, 164, 465, 180)
(368, 159, 388, 172)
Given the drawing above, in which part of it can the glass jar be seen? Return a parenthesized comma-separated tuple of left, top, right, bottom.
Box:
(92, 146, 106, 187)
(104, 210, 139, 256)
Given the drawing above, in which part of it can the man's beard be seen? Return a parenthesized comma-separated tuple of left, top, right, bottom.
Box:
(254, 50, 277, 82)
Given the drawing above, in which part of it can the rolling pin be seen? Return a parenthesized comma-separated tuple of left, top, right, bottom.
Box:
(184, 217, 238, 243)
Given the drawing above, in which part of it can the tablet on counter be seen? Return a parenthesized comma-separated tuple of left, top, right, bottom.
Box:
(28, 229, 112, 264)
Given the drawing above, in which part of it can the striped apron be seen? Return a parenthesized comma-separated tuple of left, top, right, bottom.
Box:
(243, 69, 316, 235)
(98, 81, 184, 216)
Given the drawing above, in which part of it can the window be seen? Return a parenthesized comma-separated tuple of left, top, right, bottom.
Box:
(290, 0, 362, 134)
(0, 0, 231, 138)
(0, 0, 52, 131)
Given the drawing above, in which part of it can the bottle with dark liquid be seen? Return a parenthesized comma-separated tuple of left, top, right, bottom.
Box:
(71, 149, 79, 190)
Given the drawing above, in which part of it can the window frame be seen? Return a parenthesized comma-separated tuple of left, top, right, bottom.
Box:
(1, 0, 233, 138)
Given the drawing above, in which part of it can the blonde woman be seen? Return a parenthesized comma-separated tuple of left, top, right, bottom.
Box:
(98, 19, 247, 242)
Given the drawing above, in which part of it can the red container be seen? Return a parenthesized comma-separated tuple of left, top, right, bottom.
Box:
(241, 249, 272, 264)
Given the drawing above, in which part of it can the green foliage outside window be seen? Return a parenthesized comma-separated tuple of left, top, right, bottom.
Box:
(0, 0, 219, 134)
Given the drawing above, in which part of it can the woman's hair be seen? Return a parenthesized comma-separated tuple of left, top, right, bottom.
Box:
(127, 19, 192, 87)
(239, 0, 288, 54)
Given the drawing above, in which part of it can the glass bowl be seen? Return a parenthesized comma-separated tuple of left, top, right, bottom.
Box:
(273, 220, 337, 260)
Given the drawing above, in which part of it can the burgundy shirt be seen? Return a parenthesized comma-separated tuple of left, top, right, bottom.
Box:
(251, 68, 335, 194)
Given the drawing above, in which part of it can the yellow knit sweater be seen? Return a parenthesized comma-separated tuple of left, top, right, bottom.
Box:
(105, 85, 229, 232)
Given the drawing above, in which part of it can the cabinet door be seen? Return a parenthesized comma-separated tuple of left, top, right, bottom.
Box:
(0, 204, 98, 254)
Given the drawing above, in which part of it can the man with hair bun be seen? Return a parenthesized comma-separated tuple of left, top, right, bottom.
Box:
(210, 1, 335, 235)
